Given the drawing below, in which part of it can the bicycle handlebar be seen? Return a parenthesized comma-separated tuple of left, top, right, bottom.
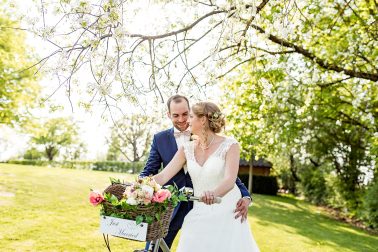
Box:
(188, 196, 222, 204)
(180, 187, 222, 204)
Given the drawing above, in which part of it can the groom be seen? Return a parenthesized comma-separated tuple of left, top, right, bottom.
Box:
(139, 94, 252, 250)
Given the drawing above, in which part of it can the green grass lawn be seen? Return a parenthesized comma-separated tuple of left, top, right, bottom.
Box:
(0, 163, 377, 252)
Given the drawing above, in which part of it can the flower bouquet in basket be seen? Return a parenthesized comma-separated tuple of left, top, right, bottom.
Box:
(89, 176, 187, 242)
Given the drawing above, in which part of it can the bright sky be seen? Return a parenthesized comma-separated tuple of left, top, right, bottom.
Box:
(0, 0, 223, 161)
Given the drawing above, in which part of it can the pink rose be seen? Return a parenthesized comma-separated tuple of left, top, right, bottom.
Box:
(152, 189, 171, 203)
(89, 191, 104, 206)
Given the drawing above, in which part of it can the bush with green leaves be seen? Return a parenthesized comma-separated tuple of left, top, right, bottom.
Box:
(23, 148, 44, 160)
(6, 160, 145, 174)
(362, 179, 378, 229)
(277, 169, 297, 194)
(299, 167, 329, 205)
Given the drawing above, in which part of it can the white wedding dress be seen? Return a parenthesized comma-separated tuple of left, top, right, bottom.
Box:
(176, 137, 259, 252)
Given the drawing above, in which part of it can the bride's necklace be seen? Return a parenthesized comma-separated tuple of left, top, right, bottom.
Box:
(199, 135, 215, 151)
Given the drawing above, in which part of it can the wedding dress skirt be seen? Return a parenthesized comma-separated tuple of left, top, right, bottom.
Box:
(176, 138, 259, 252)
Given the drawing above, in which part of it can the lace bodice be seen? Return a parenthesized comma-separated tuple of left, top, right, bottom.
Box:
(183, 137, 238, 196)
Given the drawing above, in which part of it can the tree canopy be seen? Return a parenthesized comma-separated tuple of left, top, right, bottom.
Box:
(0, 8, 40, 126)
(29, 117, 81, 161)
(14, 1, 373, 110)
(221, 0, 377, 225)
(107, 114, 154, 169)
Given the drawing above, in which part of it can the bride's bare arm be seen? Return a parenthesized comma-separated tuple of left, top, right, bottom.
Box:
(212, 143, 240, 198)
(153, 147, 186, 186)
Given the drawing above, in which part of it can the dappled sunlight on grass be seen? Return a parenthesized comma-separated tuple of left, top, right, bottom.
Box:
(0, 164, 143, 251)
(0, 164, 377, 252)
(250, 194, 378, 252)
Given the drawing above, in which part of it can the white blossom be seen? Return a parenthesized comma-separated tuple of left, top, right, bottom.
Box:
(126, 197, 138, 205)
(141, 185, 154, 198)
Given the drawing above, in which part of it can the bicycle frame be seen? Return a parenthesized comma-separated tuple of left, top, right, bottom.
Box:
(143, 188, 221, 252)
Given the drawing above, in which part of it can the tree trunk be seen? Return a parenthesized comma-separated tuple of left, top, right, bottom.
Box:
(289, 154, 301, 194)
(248, 156, 253, 193)
(45, 146, 55, 161)
(289, 154, 301, 182)
(132, 141, 138, 174)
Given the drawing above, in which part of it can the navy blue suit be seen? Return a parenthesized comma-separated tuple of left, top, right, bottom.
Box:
(140, 128, 250, 248)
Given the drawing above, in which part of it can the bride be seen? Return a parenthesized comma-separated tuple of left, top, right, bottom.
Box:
(154, 101, 259, 252)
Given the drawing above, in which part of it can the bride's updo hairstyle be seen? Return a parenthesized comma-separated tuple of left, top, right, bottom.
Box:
(192, 102, 226, 133)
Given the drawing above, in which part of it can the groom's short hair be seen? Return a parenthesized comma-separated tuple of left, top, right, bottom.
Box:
(167, 95, 190, 112)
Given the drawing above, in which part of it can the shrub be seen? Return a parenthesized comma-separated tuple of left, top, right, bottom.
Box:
(299, 167, 329, 205)
(23, 148, 44, 160)
(362, 178, 378, 229)
(7, 159, 52, 166)
(6, 160, 145, 174)
(92, 161, 144, 173)
(277, 168, 297, 193)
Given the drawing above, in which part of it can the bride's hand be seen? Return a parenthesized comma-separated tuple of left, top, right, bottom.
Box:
(201, 191, 216, 205)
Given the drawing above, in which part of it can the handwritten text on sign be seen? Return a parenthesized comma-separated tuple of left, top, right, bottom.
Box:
(100, 216, 148, 241)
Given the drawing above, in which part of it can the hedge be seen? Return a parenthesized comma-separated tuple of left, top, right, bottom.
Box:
(5, 160, 278, 195)
(5, 160, 145, 174)
(239, 174, 278, 195)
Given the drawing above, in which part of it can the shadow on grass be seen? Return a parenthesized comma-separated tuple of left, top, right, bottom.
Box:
(251, 194, 378, 252)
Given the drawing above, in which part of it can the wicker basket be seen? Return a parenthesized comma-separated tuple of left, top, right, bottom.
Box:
(102, 183, 174, 241)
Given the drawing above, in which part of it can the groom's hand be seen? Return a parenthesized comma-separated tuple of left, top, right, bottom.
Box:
(234, 198, 251, 223)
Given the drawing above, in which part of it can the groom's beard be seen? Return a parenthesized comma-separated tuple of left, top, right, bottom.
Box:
(174, 122, 189, 132)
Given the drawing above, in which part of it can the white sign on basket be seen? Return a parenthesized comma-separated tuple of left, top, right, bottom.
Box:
(100, 216, 148, 241)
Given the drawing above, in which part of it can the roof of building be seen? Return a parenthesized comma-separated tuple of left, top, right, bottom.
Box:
(239, 158, 272, 168)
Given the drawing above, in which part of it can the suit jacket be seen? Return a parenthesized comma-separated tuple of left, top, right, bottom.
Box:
(140, 127, 251, 230)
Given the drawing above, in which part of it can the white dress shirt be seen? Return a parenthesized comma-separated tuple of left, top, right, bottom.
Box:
(173, 127, 191, 173)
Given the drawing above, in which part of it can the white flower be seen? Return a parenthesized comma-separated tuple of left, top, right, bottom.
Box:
(296, 107, 305, 115)
(141, 185, 154, 198)
(126, 197, 137, 205)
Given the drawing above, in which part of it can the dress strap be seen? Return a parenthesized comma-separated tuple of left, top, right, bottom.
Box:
(183, 141, 195, 162)
(214, 137, 239, 160)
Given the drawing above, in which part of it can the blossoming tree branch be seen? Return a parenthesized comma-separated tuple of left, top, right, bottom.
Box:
(11, 0, 377, 111)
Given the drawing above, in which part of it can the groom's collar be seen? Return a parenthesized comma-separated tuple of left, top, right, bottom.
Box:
(168, 127, 174, 135)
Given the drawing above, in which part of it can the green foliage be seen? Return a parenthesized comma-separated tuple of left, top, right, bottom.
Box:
(362, 179, 378, 229)
(104, 193, 119, 205)
(6, 159, 145, 173)
(106, 115, 155, 173)
(109, 177, 121, 184)
(299, 166, 329, 205)
(277, 168, 297, 193)
(0, 10, 40, 126)
(92, 160, 144, 173)
(7, 159, 51, 166)
(23, 147, 44, 160)
(165, 184, 188, 208)
(224, 50, 376, 216)
(28, 117, 81, 161)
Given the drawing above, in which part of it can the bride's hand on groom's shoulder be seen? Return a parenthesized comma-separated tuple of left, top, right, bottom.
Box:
(201, 190, 217, 205)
